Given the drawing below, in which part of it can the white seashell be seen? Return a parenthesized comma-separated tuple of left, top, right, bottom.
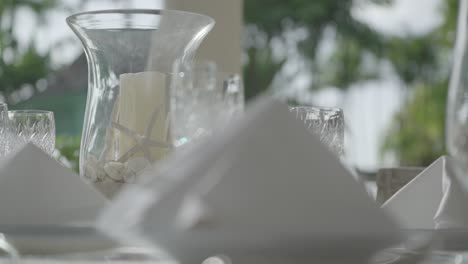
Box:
(95, 166, 107, 181)
(88, 155, 99, 166)
(126, 157, 151, 174)
(93, 179, 123, 199)
(104, 162, 126, 181)
(84, 163, 98, 182)
(85, 155, 108, 181)
(123, 170, 137, 183)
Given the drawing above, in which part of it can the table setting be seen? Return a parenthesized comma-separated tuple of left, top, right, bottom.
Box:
(1, 5, 468, 264)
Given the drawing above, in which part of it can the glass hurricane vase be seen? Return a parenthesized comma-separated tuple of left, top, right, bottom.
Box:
(447, 0, 468, 169)
(67, 9, 214, 198)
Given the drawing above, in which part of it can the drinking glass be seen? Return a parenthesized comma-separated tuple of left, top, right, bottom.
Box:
(171, 61, 244, 147)
(222, 72, 244, 117)
(0, 103, 8, 157)
(290, 106, 344, 156)
(8, 110, 56, 155)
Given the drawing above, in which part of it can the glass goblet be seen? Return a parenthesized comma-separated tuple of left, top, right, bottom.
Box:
(7, 110, 56, 155)
(290, 106, 344, 156)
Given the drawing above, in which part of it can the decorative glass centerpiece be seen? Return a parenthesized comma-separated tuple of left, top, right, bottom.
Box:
(67, 9, 214, 197)
(446, 0, 468, 178)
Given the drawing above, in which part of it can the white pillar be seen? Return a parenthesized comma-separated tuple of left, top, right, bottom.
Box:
(166, 0, 243, 74)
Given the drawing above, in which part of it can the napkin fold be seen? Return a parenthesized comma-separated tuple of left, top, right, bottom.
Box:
(99, 97, 402, 264)
(383, 156, 468, 229)
(0, 143, 106, 226)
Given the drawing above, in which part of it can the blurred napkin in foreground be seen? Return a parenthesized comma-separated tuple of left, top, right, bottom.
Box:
(383, 156, 468, 229)
(99, 97, 402, 264)
(0, 143, 106, 226)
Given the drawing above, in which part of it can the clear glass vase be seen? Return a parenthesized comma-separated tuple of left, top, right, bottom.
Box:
(447, 0, 468, 169)
(67, 9, 214, 198)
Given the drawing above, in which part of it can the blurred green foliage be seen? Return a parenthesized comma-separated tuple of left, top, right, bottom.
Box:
(244, 0, 392, 97)
(380, 0, 458, 166)
(0, 0, 60, 103)
(381, 82, 448, 166)
(0, 0, 83, 168)
(55, 135, 81, 172)
(244, 0, 453, 93)
(245, 0, 458, 166)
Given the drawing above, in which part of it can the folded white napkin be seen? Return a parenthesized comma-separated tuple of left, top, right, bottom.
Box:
(0, 143, 106, 226)
(99, 97, 402, 264)
(382, 156, 468, 229)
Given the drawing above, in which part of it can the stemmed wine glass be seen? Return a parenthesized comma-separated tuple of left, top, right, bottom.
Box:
(171, 60, 244, 147)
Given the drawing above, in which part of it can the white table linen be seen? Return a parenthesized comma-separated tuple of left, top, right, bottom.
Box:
(99, 97, 402, 264)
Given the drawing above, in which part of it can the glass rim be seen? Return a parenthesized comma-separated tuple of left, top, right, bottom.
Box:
(176, 64, 242, 79)
(8, 110, 54, 116)
(174, 60, 242, 77)
(66, 9, 215, 29)
(289, 106, 343, 114)
(180, 71, 242, 78)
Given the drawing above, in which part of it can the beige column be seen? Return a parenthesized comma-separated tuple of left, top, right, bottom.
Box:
(166, 0, 243, 74)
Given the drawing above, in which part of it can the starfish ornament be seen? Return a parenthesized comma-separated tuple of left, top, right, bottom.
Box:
(111, 105, 173, 163)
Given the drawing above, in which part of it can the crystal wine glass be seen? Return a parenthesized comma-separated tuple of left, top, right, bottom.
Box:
(7, 110, 56, 155)
(289, 106, 344, 156)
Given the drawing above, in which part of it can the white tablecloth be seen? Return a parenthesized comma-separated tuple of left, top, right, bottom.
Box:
(0, 250, 465, 264)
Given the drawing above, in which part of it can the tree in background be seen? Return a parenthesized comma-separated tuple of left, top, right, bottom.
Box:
(243, 0, 447, 98)
(244, 0, 457, 167)
(381, 0, 458, 166)
(0, 0, 82, 170)
(0, 0, 66, 104)
(243, 0, 392, 99)
(381, 81, 447, 166)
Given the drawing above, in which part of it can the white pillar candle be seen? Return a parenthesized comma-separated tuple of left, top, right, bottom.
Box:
(116, 71, 170, 162)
